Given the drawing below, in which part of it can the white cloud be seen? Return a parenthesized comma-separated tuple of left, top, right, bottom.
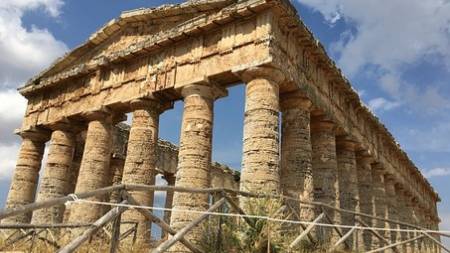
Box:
(424, 168, 450, 179)
(368, 97, 401, 112)
(0, 1, 66, 179)
(300, 0, 450, 112)
(0, 143, 20, 180)
(0, 0, 67, 88)
(300, 0, 450, 75)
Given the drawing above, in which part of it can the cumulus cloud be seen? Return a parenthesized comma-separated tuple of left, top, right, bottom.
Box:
(0, 0, 67, 88)
(368, 97, 401, 112)
(424, 168, 450, 178)
(0, 0, 67, 181)
(300, 0, 450, 112)
(300, 0, 450, 75)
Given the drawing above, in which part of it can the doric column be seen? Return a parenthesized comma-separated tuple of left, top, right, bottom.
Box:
(336, 137, 358, 249)
(404, 192, 417, 253)
(356, 152, 375, 250)
(384, 174, 400, 244)
(310, 117, 338, 245)
(67, 111, 114, 229)
(162, 173, 175, 240)
(62, 135, 84, 224)
(280, 91, 314, 221)
(371, 163, 388, 249)
(396, 186, 414, 253)
(3, 129, 49, 224)
(239, 67, 284, 195)
(32, 128, 77, 224)
(169, 83, 226, 252)
(109, 158, 125, 204)
(120, 99, 167, 245)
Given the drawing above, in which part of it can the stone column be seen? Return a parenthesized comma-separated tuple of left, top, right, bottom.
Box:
(310, 117, 338, 245)
(169, 83, 225, 252)
(404, 192, 417, 253)
(62, 135, 84, 224)
(120, 99, 166, 245)
(371, 163, 388, 249)
(395, 184, 409, 252)
(239, 67, 284, 196)
(3, 129, 49, 224)
(280, 91, 314, 221)
(109, 158, 125, 204)
(336, 137, 358, 250)
(162, 173, 175, 240)
(356, 152, 374, 250)
(67, 111, 114, 229)
(384, 174, 400, 245)
(32, 128, 76, 224)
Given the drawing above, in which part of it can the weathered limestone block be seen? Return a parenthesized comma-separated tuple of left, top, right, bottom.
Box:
(384, 174, 400, 245)
(310, 117, 339, 244)
(121, 100, 163, 245)
(32, 129, 76, 224)
(280, 91, 314, 221)
(169, 84, 223, 252)
(240, 66, 284, 196)
(67, 113, 113, 229)
(336, 137, 358, 249)
(3, 129, 49, 224)
(371, 163, 388, 249)
(356, 153, 375, 250)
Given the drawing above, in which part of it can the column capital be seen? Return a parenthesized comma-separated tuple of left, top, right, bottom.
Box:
(46, 118, 85, 133)
(130, 98, 173, 113)
(15, 127, 51, 142)
(280, 90, 312, 111)
(310, 116, 335, 132)
(240, 66, 285, 84)
(336, 136, 357, 151)
(384, 173, 396, 183)
(81, 107, 126, 123)
(180, 82, 228, 100)
(356, 150, 374, 164)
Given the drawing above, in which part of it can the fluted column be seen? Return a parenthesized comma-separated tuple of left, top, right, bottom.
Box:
(280, 91, 314, 221)
(404, 192, 417, 253)
(120, 99, 166, 245)
(62, 135, 84, 223)
(3, 129, 49, 224)
(240, 67, 284, 196)
(32, 128, 77, 224)
(109, 158, 125, 204)
(395, 184, 409, 252)
(336, 137, 358, 249)
(162, 173, 175, 240)
(311, 117, 338, 245)
(372, 163, 388, 249)
(356, 152, 374, 250)
(169, 83, 225, 252)
(67, 111, 114, 230)
(384, 174, 400, 245)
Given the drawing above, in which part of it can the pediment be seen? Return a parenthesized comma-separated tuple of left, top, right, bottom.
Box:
(25, 0, 235, 88)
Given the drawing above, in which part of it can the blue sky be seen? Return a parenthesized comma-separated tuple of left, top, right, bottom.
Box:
(0, 0, 449, 245)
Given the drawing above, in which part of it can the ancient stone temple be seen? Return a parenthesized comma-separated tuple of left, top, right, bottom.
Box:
(2, 0, 441, 252)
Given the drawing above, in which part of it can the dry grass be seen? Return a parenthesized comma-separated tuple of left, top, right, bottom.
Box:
(198, 198, 357, 253)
